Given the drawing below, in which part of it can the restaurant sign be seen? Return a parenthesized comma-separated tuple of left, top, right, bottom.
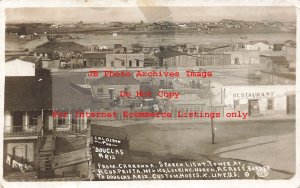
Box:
(233, 92, 274, 99)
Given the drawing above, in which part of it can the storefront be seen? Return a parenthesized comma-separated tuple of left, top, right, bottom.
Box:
(213, 85, 295, 117)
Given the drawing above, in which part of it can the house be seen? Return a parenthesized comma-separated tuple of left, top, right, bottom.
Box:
(284, 40, 296, 48)
(46, 74, 92, 178)
(175, 44, 187, 53)
(199, 44, 232, 54)
(233, 43, 245, 51)
(245, 41, 272, 51)
(225, 50, 260, 65)
(5, 50, 31, 61)
(159, 45, 177, 52)
(113, 44, 127, 54)
(141, 46, 160, 55)
(283, 46, 296, 61)
(144, 58, 155, 67)
(4, 75, 52, 176)
(6, 56, 48, 76)
(211, 83, 295, 117)
(19, 56, 42, 67)
(68, 58, 85, 69)
(83, 51, 113, 68)
(34, 41, 84, 60)
(198, 54, 231, 66)
(154, 51, 200, 68)
(106, 53, 144, 68)
(210, 71, 295, 117)
(59, 56, 84, 69)
(5, 59, 36, 77)
(90, 76, 140, 104)
(51, 75, 92, 132)
(114, 44, 122, 49)
(260, 71, 295, 85)
(261, 56, 289, 72)
(261, 44, 295, 60)
(273, 43, 285, 51)
(131, 43, 143, 52)
(198, 44, 217, 53)
(210, 45, 233, 54)
(175, 43, 199, 55)
(4, 69, 94, 178)
(45, 75, 92, 178)
(154, 51, 182, 67)
(84, 45, 109, 52)
(114, 47, 127, 54)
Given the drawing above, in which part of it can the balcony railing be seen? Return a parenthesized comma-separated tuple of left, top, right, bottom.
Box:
(54, 124, 88, 135)
(4, 124, 88, 137)
(4, 125, 38, 137)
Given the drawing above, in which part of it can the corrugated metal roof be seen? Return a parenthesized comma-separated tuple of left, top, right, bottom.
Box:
(35, 41, 84, 52)
(19, 56, 41, 64)
(52, 76, 92, 109)
(248, 40, 270, 45)
(154, 50, 183, 59)
(5, 76, 52, 111)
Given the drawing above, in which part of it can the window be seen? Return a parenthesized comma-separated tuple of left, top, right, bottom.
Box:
(58, 116, 66, 126)
(234, 57, 240, 65)
(136, 60, 140, 67)
(124, 86, 130, 93)
(234, 100, 239, 110)
(121, 61, 125, 66)
(111, 61, 114, 67)
(97, 87, 104, 94)
(191, 80, 196, 88)
(129, 61, 132, 67)
(160, 80, 165, 87)
(267, 98, 274, 110)
(28, 111, 38, 127)
(198, 80, 204, 89)
(96, 61, 101, 67)
(100, 60, 105, 66)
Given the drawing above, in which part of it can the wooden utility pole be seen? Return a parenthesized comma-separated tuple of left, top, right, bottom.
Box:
(209, 79, 215, 144)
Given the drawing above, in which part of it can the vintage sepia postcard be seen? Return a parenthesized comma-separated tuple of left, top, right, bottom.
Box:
(0, 0, 299, 187)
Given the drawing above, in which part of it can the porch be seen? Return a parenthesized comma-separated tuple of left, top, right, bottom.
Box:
(4, 125, 38, 138)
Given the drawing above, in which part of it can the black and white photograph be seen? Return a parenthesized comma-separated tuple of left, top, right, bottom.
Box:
(0, 0, 298, 187)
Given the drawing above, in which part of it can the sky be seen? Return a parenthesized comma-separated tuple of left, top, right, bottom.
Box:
(6, 6, 296, 24)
